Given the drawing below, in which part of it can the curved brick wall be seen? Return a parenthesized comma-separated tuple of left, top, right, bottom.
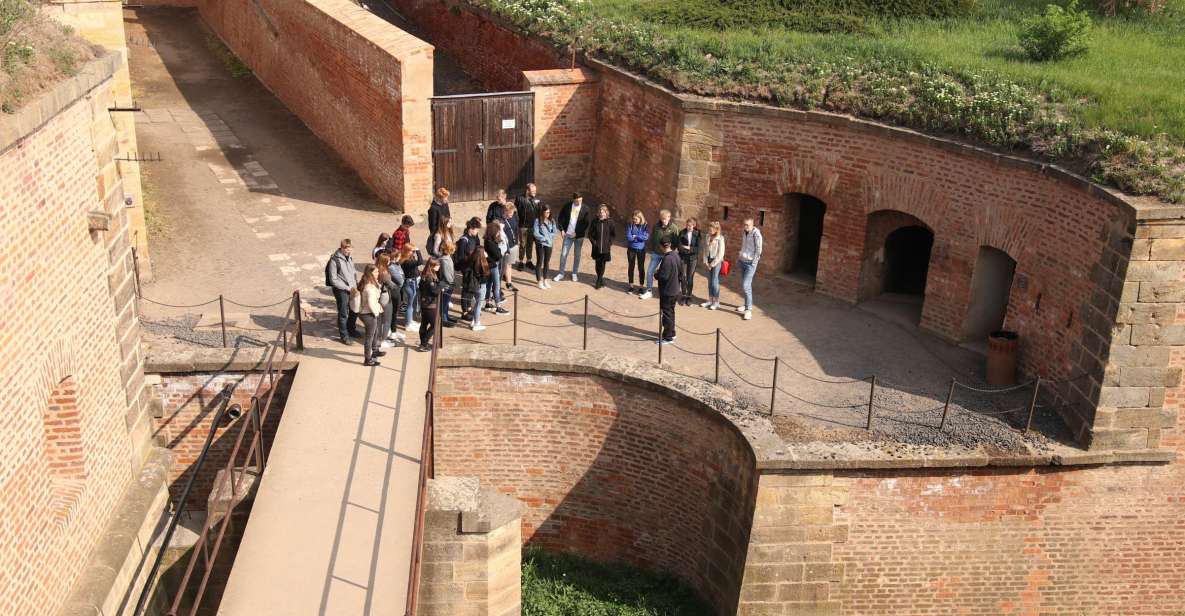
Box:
(434, 363, 758, 613)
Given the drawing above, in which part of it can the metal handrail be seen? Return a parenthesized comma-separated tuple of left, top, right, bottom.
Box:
(404, 290, 443, 615)
(133, 294, 302, 616)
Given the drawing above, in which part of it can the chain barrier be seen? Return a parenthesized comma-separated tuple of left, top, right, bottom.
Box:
(776, 385, 867, 410)
(517, 295, 584, 307)
(138, 296, 219, 309)
(224, 297, 299, 309)
(588, 298, 659, 319)
(719, 331, 777, 363)
(719, 355, 774, 389)
(668, 342, 716, 357)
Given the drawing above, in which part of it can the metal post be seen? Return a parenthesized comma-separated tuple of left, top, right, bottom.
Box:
(219, 294, 227, 348)
(582, 295, 589, 351)
(1024, 377, 1042, 434)
(657, 312, 663, 364)
(437, 289, 445, 350)
(939, 378, 955, 431)
(866, 375, 877, 430)
(770, 357, 779, 416)
(131, 246, 142, 298)
(513, 290, 519, 346)
(249, 397, 266, 471)
(714, 328, 721, 384)
(293, 290, 304, 351)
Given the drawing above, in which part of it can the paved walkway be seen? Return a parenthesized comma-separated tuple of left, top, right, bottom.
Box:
(218, 340, 430, 615)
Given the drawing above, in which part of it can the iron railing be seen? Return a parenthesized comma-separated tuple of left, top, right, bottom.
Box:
(132, 295, 302, 616)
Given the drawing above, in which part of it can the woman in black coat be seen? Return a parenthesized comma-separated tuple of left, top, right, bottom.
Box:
(676, 217, 702, 305)
(587, 204, 616, 290)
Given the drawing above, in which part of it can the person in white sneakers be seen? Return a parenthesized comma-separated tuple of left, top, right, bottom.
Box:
(533, 205, 557, 289)
(640, 209, 677, 300)
(702, 220, 725, 309)
(737, 217, 762, 320)
(555, 193, 590, 282)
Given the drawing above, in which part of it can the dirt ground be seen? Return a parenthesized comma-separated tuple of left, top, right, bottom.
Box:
(128, 8, 1067, 452)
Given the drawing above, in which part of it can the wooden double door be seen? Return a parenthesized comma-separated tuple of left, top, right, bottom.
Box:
(431, 92, 534, 202)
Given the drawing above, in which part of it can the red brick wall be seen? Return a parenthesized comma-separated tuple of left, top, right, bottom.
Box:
(195, 0, 433, 209)
(434, 366, 757, 614)
(388, 0, 564, 92)
(523, 69, 599, 199)
(0, 68, 145, 616)
(151, 371, 293, 509)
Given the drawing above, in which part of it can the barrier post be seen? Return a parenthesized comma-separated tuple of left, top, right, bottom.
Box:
(1024, 377, 1042, 434)
(939, 378, 955, 431)
(770, 357, 779, 416)
(866, 375, 877, 430)
(657, 312, 663, 364)
(714, 329, 721, 384)
(219, 294, 227, 348)
(293, 290, 305, 351)
(513, 290, 518, 346)
(582, 295, 589, 351)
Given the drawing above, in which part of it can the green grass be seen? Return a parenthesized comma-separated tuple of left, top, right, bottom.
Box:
(522, 549, 714, 616)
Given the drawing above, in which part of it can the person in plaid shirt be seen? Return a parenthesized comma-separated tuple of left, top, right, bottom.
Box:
(390, 214, 414, 253)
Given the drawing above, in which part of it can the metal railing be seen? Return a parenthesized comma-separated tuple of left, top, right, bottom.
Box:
(132, 296, 303, 616)
(404, 292, 443, 616)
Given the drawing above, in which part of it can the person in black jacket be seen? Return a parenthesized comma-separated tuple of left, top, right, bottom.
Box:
(554, 193, 591, 283)
(455, 218, 482, 320)
(418, 258, 441, 352)
(676, 217, 702, 305)
(654, 239, 682, 344)
(485, 189, 510, 224)
(587, 204, 616, 289)
(427, 187, 451, 237)
(514, 183, 542, 271)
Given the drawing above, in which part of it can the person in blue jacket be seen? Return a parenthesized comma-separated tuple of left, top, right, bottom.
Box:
(625, 210, 649, 295)
(532, 205, 557, 289)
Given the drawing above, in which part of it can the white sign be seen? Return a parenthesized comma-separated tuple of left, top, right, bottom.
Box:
(501, 118, 516, 130)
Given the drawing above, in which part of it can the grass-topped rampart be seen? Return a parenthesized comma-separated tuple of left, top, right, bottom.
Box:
(472, 0, 1185, 203)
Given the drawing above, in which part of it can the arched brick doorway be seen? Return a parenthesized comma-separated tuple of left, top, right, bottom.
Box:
(859, 211, 934, 325)
(962, 246, 1017, 343)
(783, 193, 827, 281)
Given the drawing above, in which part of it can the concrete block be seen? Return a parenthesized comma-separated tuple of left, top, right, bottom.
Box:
(1106, 345, 1171, 368)
(1138, 281, 1185, 302)
(1130, 324, 1185, 345)
(777, 582, 830, 602)
(1097, 386, 1150, 408)
(1123, 261, 1185, 282)
(1119, 367, 1172, 387)
(1116, 303, 1177, 324)
(743, 564, 805, 585)
(1089, 428, 1149, 450)
(1150, 238, 1185, 260)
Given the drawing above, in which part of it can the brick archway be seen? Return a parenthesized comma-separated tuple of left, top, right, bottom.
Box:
(858, 210, 934, 303)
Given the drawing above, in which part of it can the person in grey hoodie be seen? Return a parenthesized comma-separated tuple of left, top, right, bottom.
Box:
(327, 239, 360, 344)
(737, 218, 763, 320)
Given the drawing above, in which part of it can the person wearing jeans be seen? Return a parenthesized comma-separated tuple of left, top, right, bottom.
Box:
(484, 221, 509, 313)
(327, 239, 360, 344)
(467, 249, 492, 331)
(398, 244, 423, 330)
(554, 193, 590, 282)
(352, 265, 385, 366)
(439, 242, 456, 327)
(533, 205, 556, 289)
(701, 221, 725, 309)
(625, 210, 649, 294)
(737, 217, 763, 320)
(640, 209, 677, 299)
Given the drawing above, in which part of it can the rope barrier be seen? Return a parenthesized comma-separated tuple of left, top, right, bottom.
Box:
(224, 297, 296, 309)
(517, 320, 578, 329)
(668, 342, 716, 357)
(598, 329, 656, 342)
(139, 296, 219, 309)
(775, 385, 867, 410)
(719, 356, 773, 389)
(516, 295, 584, 306)
(953, 379, 1036, 394)
(780, 363, 871, 385)
(673, 324, 716, 337)
(719, 332, 777, 363)
(588, 299, 659, 319)
(870, 402, 946, 415)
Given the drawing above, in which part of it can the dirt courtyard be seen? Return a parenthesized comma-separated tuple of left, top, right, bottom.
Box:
(128, 7, 1066, 452)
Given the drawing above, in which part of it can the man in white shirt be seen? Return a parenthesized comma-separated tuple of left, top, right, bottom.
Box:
(554, 193, 590, 282)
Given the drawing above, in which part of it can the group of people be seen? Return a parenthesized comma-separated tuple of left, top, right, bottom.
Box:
(326, 183, 765, 364)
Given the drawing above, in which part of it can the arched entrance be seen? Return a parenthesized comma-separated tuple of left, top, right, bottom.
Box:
(858, 211, 934, 326)
(962, 246, 1017, 342)
(883, 225, 934, 296)
(783, 193, 826, 280)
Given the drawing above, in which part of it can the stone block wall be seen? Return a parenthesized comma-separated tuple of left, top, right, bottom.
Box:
(149, 369, 294, 508)
(523, 69, 598, 201)
(0, 55, 152, 616)
(195, 0, 434, 210)
(434, 365, 758, 614)
(418, 477, 522, 616)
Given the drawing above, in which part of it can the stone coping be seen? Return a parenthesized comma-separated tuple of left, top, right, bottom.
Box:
(522, 68, 599, 87)
(145, 347, 298, 373)
(0, 52, 120, 155)
(435, 345, 1176, 470)
(427, 477, 522, 534)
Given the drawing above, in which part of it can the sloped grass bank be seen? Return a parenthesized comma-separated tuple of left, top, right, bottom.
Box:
(522, 549, 714, 616)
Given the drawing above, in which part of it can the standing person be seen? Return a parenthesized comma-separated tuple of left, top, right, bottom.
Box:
(326, 239, 360, 345)
(654, 239, 682, 344)
(466, 249, 491, 331)
(427, 187, 451, 237)
(500, 202, 520, 292)
(737, 217, 763, 321)
(702, 221, 726, 310)
(398, 243, 424, 330)
(485, 189, 509, 224)
(515, 183, 542, 271)
(554, 193, 590, 283)
(455, 217, 482, 320)
(587, 204, 616, 290)
(625, 210, 649, 295)
(483, 221, 510, 314)
(418, 258, 441, 352)
(375, 253, 400, 347)
(532, 205, 556, 289)
(373, 233, 392, 260)
(384, 250, 406, 342)
(391, 215, 414, 253)
(640, 209, 677, 300)
(351, 264, 385, 366)
(677, 217, 702, 305)
(427, 216, 453, 259)
(439, 241, 457, 327)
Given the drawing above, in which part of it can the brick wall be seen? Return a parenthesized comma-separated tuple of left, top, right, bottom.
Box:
(523, 69, 598, 199)
(387, 0, 564, 92)
(150, 370, 293, 509)
(434, 366, 757, 614)
(0, 56, 150, 616)
(195, 0, 433, 210)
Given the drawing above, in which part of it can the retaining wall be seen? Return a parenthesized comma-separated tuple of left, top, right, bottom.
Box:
(195, 0, 434, 209)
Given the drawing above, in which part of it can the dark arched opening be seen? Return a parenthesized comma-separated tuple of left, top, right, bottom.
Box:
(883, 225, 934, 296)
(783, 193, 827, 280)
(962, 246, 1017, 342)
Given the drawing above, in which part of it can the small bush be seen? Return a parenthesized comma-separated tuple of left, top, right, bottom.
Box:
(1018, 1, 1093, 61)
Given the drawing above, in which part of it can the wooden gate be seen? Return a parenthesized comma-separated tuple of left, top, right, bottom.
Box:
(431, 92, 534, 202)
